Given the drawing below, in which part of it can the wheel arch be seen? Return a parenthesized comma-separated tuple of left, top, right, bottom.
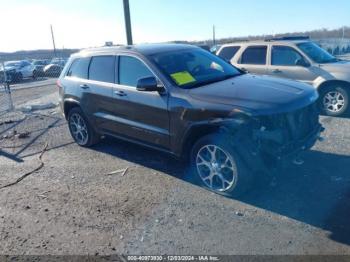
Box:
(317, 80, 350, 94)
(63, 99, 81, 120)
(180, 120, 243, 160)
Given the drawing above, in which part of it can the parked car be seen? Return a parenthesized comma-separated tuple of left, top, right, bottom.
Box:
(197, 44, 211, 52)
(3, 60, 36, 82)
(58, 44, 323, 196)
(217, 36, 350, 116)
(210, 44, 222, 54)
(43, 64, 64, 77)
(32, 59, 50, 77)
(0, 64, 17, 83)
(50, 58, 68, 67)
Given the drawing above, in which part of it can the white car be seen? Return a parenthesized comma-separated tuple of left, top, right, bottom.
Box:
(217, 37, 350, 116)
(4, 60, 36, 82)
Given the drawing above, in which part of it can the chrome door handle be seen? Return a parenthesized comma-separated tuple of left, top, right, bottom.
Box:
(273, 69, 282, 73)
(114, 90, 127, 97)
(80, 84, 89, 89)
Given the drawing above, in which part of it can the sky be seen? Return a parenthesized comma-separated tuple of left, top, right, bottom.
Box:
(0, 0, 349, 52)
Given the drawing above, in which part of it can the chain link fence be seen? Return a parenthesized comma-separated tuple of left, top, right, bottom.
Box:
(0, 49, 80, 118)
(0, 64, 13, 116)
(0, 50, 75, 161)
(0, 52, 70, 84)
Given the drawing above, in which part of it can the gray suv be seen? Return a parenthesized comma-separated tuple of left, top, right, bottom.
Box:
(217, 37, 350, 116)
(58, 44, 323, 197)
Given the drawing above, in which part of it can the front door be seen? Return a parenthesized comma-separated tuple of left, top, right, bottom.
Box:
(108, 55, 170, 150)
(267, 45, 319, 85)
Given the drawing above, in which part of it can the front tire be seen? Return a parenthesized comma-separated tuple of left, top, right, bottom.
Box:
(319, 85, 349, 116)
(15, 72, 23, 83)
(67, 107, 100, 147)
(190, 134, 252, 197)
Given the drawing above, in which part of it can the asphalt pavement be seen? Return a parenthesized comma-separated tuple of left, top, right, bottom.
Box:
(0, 83, 349, 255)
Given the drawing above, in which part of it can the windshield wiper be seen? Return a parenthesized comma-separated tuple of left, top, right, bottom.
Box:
(188, 74, 241, 88)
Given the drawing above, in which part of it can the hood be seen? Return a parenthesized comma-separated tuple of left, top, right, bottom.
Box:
(319, 60, 350, 74)
(188, 74, 318, 115)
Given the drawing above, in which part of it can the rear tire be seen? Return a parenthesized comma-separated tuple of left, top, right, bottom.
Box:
(67, 107, 100, 147)
(190, 133, 252, 197)
(319, 85, 349, 117)
(32, 70, 38, 80)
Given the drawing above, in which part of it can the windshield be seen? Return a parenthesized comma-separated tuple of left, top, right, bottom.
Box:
(33, 61, 45, 65)
(149, 48, 241, 88)
(297, 42, 337, 64)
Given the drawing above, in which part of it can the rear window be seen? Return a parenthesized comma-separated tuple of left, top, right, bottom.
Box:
(66, 58, 90, 79)
(218, 46, 240, 61)
(240, 46, 267, 65)
(89, 56, 115, 83)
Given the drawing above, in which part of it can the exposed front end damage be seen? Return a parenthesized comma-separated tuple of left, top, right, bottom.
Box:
(226, 102, 324, 173)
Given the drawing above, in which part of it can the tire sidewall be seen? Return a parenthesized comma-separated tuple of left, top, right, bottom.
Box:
(320, 86, 349, 116)
(190, 133, 251, 197)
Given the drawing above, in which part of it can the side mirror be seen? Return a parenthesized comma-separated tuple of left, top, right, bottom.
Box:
(295, 58, 310, 67)
(137, 76, 164, 92)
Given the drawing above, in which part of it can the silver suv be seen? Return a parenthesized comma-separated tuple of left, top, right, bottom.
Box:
(217, 37, 350, 116)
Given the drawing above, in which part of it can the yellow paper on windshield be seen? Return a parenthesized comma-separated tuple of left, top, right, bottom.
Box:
(171, 71, 196, 86)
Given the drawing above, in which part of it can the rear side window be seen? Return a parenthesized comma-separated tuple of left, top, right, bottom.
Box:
(66, 58, 90, 79)
(240, 46, 267, 65)
(218, 46, 240, 61)
(89, 56, 115, 83)
(119, 56, 153, 87)
(272, 46, 303, 66)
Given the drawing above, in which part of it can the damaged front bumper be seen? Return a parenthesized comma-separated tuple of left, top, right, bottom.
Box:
(235, 103, 325, 172)
(254, 123, 324, 160)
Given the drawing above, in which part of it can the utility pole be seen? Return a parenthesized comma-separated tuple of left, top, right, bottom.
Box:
(50, 25, 57, 57)
(123, 0, 133, 45)
(213, 25, 216, 46)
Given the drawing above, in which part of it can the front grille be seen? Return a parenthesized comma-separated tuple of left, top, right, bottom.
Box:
(260, 102, 319, 142)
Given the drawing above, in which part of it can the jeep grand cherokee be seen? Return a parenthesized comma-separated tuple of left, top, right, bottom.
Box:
(58, 44, 323, 196)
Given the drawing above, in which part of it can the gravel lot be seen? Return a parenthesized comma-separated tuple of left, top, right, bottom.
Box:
(0, 83, 350, 255)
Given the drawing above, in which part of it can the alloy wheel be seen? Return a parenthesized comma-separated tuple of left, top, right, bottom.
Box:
(323, 90, 346, 113)
(196, 144, 237, 192)
(69, 113, 89, 145)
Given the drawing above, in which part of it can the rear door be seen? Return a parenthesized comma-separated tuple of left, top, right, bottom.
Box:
(85, 55, 117, 132)
(107, 54, 170, 149)
(236, 45, 268, 75)
(267, 45, 318, 84)
(63, 57, 91, 112)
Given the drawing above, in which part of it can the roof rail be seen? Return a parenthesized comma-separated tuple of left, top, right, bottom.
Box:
(265, 36, 310, 42)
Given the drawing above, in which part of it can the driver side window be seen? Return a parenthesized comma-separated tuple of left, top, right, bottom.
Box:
(119, 56, 154, 87)
(271, 46, 304, 66)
